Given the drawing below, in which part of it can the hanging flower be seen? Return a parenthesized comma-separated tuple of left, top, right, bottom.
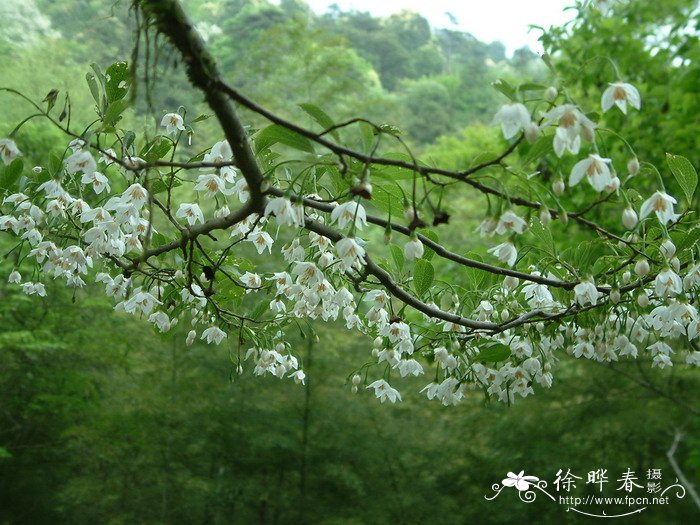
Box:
(569, 154, 613, 192)
(601, 82, 641, 114)
(639, 191, 679, 225)
(491, 103, 531, 140)
(160, 112, 185, 134)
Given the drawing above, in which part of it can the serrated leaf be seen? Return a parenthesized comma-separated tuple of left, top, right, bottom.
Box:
(299, 103, 338, 141)
(666, 153, 697, 204)
(371, 183, 404, 215)
(529, 219, 556, 256)
(255, 124, 315, 154)
(389, 244, 404, 271)
(413, 259, 434, 298)
(474, 343, 511, 363)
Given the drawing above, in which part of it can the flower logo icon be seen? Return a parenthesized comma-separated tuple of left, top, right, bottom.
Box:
(502, 471, 540, 491)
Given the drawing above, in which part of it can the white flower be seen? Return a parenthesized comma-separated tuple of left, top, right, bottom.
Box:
(404, 237, 424, 261)
(542, 104, 596, 157)
(0, 139, 22, 165)
(573, 278, 601, 306)
(201, 326, 227, 345)
(492, 103, 531, 139)
(335, 237, 366, 268)
(194, 174, 233, 198)
(122, 183, 149, 209)
(502, 471, 539, 492)
(601, 82, 641, 114)
(396, 359, 424, 377)
(330, 201, 367, 230)
(655, 268, 682, 297)
(65, 150, 97, 175)
(366, 379, 402, 403)
(241, 272, 262, 290)
(495, 210, 527, 235)
(247, 230, 274, 254)
(81, 171, 111, 194)
(160, 112, 185, 134)
(264, 197, 304, 227)
(569, 154, 613, 192)
(186, 330, 197, 346)
(8, 270, 21, 284)
(176, 203, 204, 226)
(475, 216, 498, 237)
(288, 370, 306, 384)
(639, 191, 679, 225)
(488, 242, 518, 267)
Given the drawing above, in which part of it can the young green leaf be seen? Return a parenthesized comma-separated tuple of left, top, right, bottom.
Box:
(666, 153, 697, 205)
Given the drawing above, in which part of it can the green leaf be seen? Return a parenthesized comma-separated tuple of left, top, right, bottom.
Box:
(47, 151, 62, 178)
(421, 230, 439, 261)
(666, 153, 697, 204)
(191, 114, 213, 123)
(105, 61, 130, 103)
(413, 259, 434, 298)
(492, 78, 516, 100)
(255, 124, 315, 154)
(0, 158, 23, 191)
(250, 299, 270, 320)
(103, 99, 129, 127)
(85, 72, 101, 110)
(371, 183, 404, 215)
(474, 343, 511, 363)
(389, 244, 404, 272)
(299, 103, 338, 141)
(529, 219, 556, 256)
(141, 137, 172, 162)
(359, 121, 374, 152)
(149, 177, 182, 195)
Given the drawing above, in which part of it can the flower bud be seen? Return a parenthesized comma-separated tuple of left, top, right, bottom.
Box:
(451, 340, 460, 352)
(627, 157, 640, 177)
(544, 86, 558, 102)
(352, 374, 362, 386)
(535, 322, 544, 331)
(660, 239, 676, 259)
(500, 309, 510, 321)
(552, 179, 565, 196)
(275, 342, 285, 353)
(637, 292, 649, 308)
(670, 256, 680, 273)
(622, 271, 631, 284)
(525, 122, 540, 143)
(540, 208, 552, 225)
(634, 259, 650, 277)
(581, 124, 595, 143)
(403, 206, 415, 223)
(373, 336, 383, 349)
(186, 330, 196, 346)
(559, 211, 568, 225)
(371, 348, 379, 358)
(503, 275, 520, 291)
(32, 166, 43, 174)
(610, 288, 620, 304)
(622, 208, 638, 229)
(606, 176, 620, 192)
